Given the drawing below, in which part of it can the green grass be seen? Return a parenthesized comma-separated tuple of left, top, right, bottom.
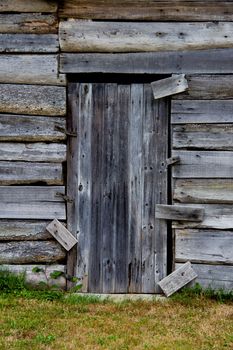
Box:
(0, 270, 233, 349)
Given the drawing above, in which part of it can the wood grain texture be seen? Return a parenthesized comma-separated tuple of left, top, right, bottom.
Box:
(171, 100, 233, 124)
(173, 124, 233, 150)
(156, 204, 204, 222)
(59, 21, 233, 53)
(176, 263, 233, 290)
(0, 143, 66, 162)
(173, 151, 233, 178)
(0, 14, 57, 34)
(0, 0, 57, 12)
(174, 75, 233, 100)
(0, 115, 66, 142)
(46, 219, 78, 251)
(173, 204, 233, 230)
(0, 241, 66, 264)
(60, 49, 233, 74)
(0, 161, 63, 185)
(0, 55, 66, 85)
(0, 84, 66, 116)
(0, 220, 52, 241)
(151, 75, 188, 99)
(0, 34, 58, 53)
(158, 261, 197, 297)
(176, 229, 233, 265)
(174, 179, 233, 204)
(59, 1, 233, 21)
(0, 186, 65, 202)
(0, 264, 66, 289)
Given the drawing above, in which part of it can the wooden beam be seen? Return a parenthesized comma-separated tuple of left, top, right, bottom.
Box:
(158, 261, 197, 297)
(0, 34, 58, 53)
(46, 219, 78, 251)
(59, 21, 233, 53)
(0, 0, 57, 12)
(60, 49, 233, 74)
(151, 75, 188, 99)
(0, 220, 52, 241)
(0, 241, 66, 264)
(155, 204, 204, 222)
(0, 84, 66, 116)
(59, 1, 233, 21)
(0, 14, 58, 34)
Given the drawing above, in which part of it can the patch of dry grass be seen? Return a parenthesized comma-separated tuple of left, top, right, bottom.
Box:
(0, 294, 232, 350)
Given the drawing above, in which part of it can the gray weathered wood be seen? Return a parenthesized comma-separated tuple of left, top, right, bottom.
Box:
(155, 204, 204, 222)
(0, 0, 57, 12)
(173, 150, 233, 178)
(173, 204, 233, 230)
(0, 161, 63, 185)
(46, 219, 78, 251)
(176, 263, 233, 291)
(158, 261, 197, 297)
(0, 264, 66, 289)
(0, 14, 57, 34)
(0, 55, 66, 85)
(0, 220, 52, 241)
(0, 241, 66, 264)
(59, 21, 233, 53)
(174, 75, 233, 100)
(59, 1, 233, 21)
(0, 143, 66, 162)
(0, 203, 65, 220)
(166, 156, 180, 166)
(0, 115, 66, 142)
(60, 49, 233, 74)
(0, 34, 58, 53)
(174, 179, 233, 204)
(176, 229, 233, 265)
(173, 124, 233, 150)
(0, 186, 65, 203)
(0, 85, 66, 116)
(171, 100, 233, 124)
(151, 75, 188, 100)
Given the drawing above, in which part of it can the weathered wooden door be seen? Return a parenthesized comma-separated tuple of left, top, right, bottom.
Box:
(68, 80, 169, 293)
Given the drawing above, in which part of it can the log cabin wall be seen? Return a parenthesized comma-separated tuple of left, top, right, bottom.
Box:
(1, 0, 233, 291)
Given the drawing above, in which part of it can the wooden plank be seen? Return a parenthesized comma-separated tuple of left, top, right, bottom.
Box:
(176, 229, 233, 265)
(171, 100, 233, 124)
(176, 263, 233, 291)
(59, 21, 233, 53)
(0, 84, 66, 116)
(174, 75, 233, 100)
(158, 261, 197, 297)
(59, 1, 233, 21)
(0, 143, 66, 162)
(60, 49, 233, 74)
(0, 55, 66, 85)
(174, 179, 233, 204)
(0, 14, 57, 34)
(0, 0, 57, 12)
(173, 150, 233, 178)
(0, 161, 63, 185)
(173, 204, 233, 230)
(0, 115, 66, 142)
(0, 186, 64, 203)
(0, 34, 58, 53)
(156, 204, 204, 222)
(0, 241, 66, 264)
(0, 220, 52, 241)
(173, 124, 233, 150)
(0, 264, 66, 289)
(151, 75, 188, 100)
(46, 219, 78, 251)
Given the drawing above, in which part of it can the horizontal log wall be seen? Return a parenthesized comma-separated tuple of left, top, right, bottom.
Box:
(171, 73, 233, 290)
(0, 2, 67, 283)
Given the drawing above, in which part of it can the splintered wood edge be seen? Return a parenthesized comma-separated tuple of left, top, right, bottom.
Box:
(158, 261, 198, 297)
(46, 218, 77, 251)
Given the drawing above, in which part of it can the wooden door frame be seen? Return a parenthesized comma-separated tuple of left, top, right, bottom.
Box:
(66, 76, 171, 292)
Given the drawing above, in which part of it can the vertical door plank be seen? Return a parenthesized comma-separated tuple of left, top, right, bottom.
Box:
(128, 84, 144, 293)
(88, 83, 104, 292)
(101, 83, 118, 293)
